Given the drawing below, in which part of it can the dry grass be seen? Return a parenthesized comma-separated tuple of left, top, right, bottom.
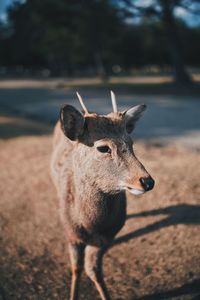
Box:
(0, 135, 200, 299)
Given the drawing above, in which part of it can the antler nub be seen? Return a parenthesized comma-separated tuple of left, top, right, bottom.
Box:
(110, 90, 118, 113)
(76, 92, 89, 114)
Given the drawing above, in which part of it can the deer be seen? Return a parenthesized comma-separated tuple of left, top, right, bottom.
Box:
(50, 91, 155, 300)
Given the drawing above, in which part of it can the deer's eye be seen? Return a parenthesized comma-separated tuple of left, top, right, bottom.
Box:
(97, 145, 111, 154)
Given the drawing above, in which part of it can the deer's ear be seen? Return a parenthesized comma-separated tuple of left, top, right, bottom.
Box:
(124, 104, 146, 134)
(60, 105, 84, 141)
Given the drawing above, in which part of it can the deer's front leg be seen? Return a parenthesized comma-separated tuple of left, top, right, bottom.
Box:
(84, 245, 111, 300)
(68, 242, 85, 300)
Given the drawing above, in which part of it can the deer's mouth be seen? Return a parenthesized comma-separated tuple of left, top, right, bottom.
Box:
(125, 186, 145, 195)
(119, 183, 145, 195)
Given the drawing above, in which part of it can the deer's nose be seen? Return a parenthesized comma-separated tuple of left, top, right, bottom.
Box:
(139, 176, 155, 191)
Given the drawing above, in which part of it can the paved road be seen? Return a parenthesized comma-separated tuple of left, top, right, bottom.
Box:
(0, 80, 200, 149)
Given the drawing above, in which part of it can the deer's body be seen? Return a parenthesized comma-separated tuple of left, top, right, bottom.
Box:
(51, 120, 126, 247)
(51, 97, 154, 300)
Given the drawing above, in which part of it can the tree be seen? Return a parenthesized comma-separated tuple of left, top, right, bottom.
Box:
(5, 0, 122, 77)
(117, 0, 200, 84)
(2, 0, 200, 79)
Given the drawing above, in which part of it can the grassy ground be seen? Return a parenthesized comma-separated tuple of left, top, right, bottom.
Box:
(0, 76, 200, 299)
(0, 134, 200, 300)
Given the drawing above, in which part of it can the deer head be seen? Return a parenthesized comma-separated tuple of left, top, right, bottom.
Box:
(59, 92, 154, 195)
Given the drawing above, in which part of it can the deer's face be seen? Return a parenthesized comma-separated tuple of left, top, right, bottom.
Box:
(60, 104, 154, 195)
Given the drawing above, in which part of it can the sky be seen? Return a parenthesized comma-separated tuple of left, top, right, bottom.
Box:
(0, 0, 13, 22)
(0, 0, 200, 27)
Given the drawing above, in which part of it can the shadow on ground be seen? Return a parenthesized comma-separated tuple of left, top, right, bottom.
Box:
(135, 278, 200, 300)
(1, 203, 200, 299)
(0, 133, 199, 299)
(112, 204, 200, 247)
(0, 115, 52, 139)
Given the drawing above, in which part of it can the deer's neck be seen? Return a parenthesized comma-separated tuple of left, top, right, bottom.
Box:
(73, 173, 125, 221)
(74, 173, 121, 201)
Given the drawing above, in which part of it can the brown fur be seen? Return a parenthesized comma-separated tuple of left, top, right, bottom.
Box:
(51, 107, 154, 300)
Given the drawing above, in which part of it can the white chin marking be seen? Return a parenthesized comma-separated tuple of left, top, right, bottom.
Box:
(127, 188, 144, 195)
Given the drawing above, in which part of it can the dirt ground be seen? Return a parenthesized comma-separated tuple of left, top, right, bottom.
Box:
(0, 133, 200, 300)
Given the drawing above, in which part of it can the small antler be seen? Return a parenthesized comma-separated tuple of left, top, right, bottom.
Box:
(110, 90, 118, 113)
(76, 92, 89, 114)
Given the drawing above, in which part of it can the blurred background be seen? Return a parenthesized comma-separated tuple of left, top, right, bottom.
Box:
(0, 0, 200, 145)
(1, 0, 200, 81)
(0, 1, 200, 300)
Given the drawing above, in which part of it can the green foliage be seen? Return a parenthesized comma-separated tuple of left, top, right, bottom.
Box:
(0, 0, 200, 76)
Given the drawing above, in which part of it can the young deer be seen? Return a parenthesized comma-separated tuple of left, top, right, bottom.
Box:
(51, 92, 154, 300)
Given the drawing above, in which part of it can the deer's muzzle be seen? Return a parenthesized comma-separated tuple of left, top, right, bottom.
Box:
(120, 175, 155, 195)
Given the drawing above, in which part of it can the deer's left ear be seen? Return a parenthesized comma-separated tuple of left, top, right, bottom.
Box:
(60, 104, 85, 141)
(123, 104, 146, 134)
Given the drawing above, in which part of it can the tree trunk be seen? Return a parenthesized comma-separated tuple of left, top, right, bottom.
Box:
(161, 0, 192, 85)
(94, 52, 108, 81)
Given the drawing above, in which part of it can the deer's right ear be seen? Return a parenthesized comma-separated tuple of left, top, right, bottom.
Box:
(60, 105, 84, 141)
(124, 104, 146, 134)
